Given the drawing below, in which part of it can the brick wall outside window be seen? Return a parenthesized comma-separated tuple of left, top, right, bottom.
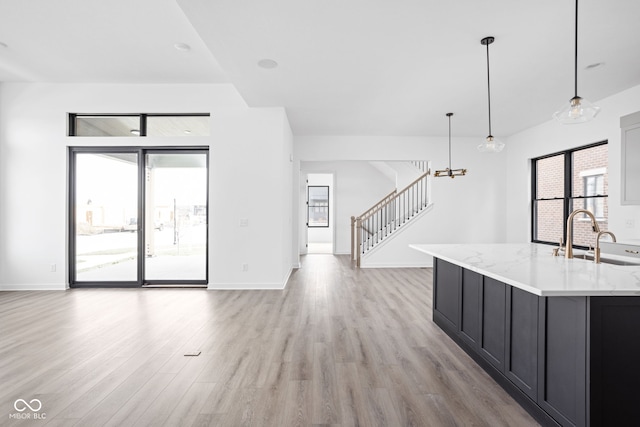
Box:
(533, 143, 608, 249)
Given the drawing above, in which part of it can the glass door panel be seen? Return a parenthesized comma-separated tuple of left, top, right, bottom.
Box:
(73, 152, 139, 282)
(144, 152, 207, 282)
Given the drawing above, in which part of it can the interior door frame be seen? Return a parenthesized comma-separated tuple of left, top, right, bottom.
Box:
(68, 146, 209, 288)
(304, 172, 335, 255)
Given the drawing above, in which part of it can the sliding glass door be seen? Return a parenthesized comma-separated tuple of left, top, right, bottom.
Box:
(69, 147, 208, 287)
(72, 151, 139, 283)
(144, 152, 207, 282)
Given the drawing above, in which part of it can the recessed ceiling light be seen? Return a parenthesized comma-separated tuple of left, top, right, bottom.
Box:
(0, 41, 8, 48)
(174, 43, 191, 52)
(585, 62, 604, 70)
(130, 129, 140, 136)
(258, 59, 278, 69)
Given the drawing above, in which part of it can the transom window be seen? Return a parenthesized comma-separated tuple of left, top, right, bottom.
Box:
(532, 142, 608, 249)
(68, 113, 210, 137)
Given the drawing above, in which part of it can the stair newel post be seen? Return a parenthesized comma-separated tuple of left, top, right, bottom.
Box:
(350, 216, 355, 262)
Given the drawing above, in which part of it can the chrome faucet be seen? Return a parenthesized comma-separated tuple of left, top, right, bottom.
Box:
(595, 231, 617, 263)
(565, 209, 600, 259)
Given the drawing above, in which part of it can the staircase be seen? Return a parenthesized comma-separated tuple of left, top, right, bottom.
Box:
(351, 166, 431, 267)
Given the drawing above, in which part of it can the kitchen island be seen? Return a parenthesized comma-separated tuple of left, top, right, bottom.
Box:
(410, 243, 640, 427)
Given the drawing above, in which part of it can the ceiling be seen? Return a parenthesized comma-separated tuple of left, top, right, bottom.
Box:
(1, 0, 639, 137)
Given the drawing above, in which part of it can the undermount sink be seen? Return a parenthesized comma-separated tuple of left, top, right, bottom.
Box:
(581, 253, 640, 266)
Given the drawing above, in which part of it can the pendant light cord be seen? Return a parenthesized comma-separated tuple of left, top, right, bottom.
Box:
(448, 114, 452, 170)
(485, 41, 492, 137)
(574, 0, 579, 98)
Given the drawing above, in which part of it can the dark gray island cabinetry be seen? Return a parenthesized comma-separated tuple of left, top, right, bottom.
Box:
(433, 257, 640, 427)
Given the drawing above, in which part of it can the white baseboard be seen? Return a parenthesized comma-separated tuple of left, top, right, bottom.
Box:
(360, 262, 432, 269)
(0, 283, 68, 291)
(208, 267, 293, 290)
(281, 267, 294, 288)
(207, 283, 286, 290)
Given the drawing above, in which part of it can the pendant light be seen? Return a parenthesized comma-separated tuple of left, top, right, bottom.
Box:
(435, 113, 467, 178)
(553, 0, 600, 123)
(477, 36, 504, 152)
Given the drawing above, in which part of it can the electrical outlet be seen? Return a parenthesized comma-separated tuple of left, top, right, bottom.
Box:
(50, 264, 56, 272)
(625, 219, 636, 229)
(242, 264, 249, 272)
(239, 218, 249, 227)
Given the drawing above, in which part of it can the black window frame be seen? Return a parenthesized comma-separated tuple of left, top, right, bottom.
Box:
(307, 185, 330, 228)
(68, 145, 210, 288)
(68, 113, 211, 137)
(531, 140, 608, 249)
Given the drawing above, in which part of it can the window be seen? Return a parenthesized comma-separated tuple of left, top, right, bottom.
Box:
(69, 113, 210, 137)
(69, 147, 209, 287)
(532, 142, 608, 249)
(583, 170, 605, 218)
(308, 186, 329, 227)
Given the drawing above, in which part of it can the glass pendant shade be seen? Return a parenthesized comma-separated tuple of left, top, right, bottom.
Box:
(554, 0, 600, 124)
(553, 96, 600, 124)
(477, 135, 505, 152)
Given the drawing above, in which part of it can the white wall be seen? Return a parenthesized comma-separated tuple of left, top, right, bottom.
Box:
(209, 107, 294, 289)
(295, 135, 507, 266)
(504, 84, 640, 244)
(282, 119, 295, 279)
(0, 82, 294, 290)
(306, 173, 334, 245)
(301, 162, 396, 255)
(386, 161, 425, 189)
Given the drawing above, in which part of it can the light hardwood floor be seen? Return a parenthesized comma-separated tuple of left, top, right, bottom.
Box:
(0, 255, 539, 426)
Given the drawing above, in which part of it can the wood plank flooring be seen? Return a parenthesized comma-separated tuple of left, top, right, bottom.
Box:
(0, 255, 539, 426)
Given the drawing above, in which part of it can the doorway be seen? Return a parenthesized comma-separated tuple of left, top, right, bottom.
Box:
(306, 173, 334, 254)
(69, 147, 208, 287)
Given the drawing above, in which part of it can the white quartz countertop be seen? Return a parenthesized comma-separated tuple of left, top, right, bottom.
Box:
(410, 243, 640, 296)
